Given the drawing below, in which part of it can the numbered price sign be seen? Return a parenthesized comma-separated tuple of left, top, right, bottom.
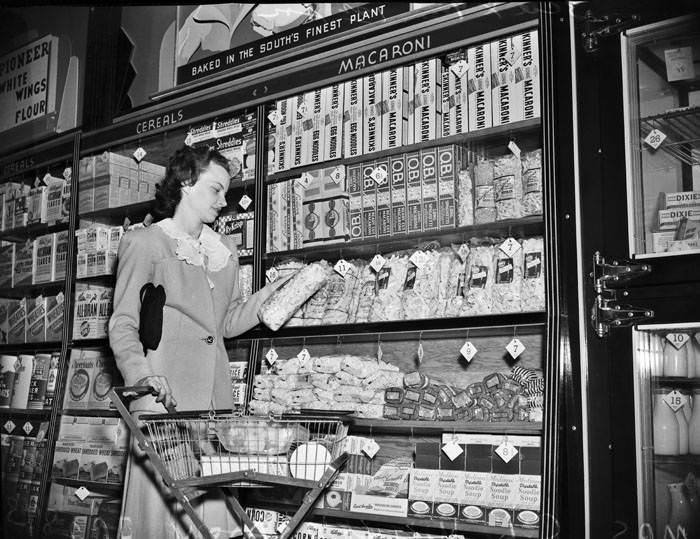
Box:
(663, 390, 687, 412)
(644, 129, 667, 150)
(265, 348, 278, 365)
(460, 341, 477, 363)
(452, 243, 469, 263)
(297, 173, 313, 189)
(330, 166, 345, 184)
(75, 486, 91, 501)
(409, 250, 427, 268)
(267, 110, 280, 126)
(238, 194, 252, 210)
(417, 342, 424, 364)
(297, 348, 311, 367)
(442, 440, 464, 461)
(4, 420, 15, 433)
(370, 254, 386, 272)
(507, 140, 521, 159)
(495, 441, 518, 463)
(362, 439, 380, 459)
(666, 333, 690, 350)
(506, 338, 526, 359)
(22, 422, 34, 435)
(297, 102, 308, 116)
(371, 166, 388, 186)
(449, 59, 469, 79)
(133, 147, 147, 162)
(500, 237, 521, 257)
(266, 267, 279, 283)
(334, 259, 351, 277)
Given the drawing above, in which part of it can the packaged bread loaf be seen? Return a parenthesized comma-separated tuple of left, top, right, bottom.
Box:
(368, 253, 408, 322)
(323, 260, 362, 325)
(271, 258, 306, 325)
(401, 250, 440, 319)
(303, 281, 331, 325)
(491, 240, 523, 314)
(435, 248, 457, 317)
(473, 158, 495, 224)
(493, 154, 523, 220)
(462, 244, 495, 316)
(350, 263, 377, 323)
(457, 166, 474, 226)
(521, 237, 545, 311)
(443, 245, 468, 317)
(521, 149, 542, 216)
(311, 355, 343, 374)
(239, 264, 253, 302)
(260, 261, 331, 330)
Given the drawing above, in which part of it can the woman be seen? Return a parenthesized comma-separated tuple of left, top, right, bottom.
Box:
(109, 145, 287, 538)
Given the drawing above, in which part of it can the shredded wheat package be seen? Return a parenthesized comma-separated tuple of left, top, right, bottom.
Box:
(323, 259, 362, 325)
(522, 149, 543, 216)
(473, 158, 496, 224)
(350, 263, 378, 323)
(457, 166, 474, 226)
(259, 261, 331, 331)
(491, 240, 523, 314)
(443, 245, 468, 317)
(521, 237, 545, 311)
(493, 153, 523, 220)
(401, 250, 440, 319)
(462, 245, 494, 316)
(368, 253, 409, 322)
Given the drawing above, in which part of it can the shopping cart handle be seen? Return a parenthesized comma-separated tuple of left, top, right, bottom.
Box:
(329, 452, 350, 472)
(109, 385, 177, 414)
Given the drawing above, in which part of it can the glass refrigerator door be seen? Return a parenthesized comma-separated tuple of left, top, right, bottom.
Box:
(622, 16, 700, 258)
(634, 325, 700, 538)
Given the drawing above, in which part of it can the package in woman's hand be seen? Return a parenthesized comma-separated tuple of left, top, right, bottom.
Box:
(259, 261, 331, 330)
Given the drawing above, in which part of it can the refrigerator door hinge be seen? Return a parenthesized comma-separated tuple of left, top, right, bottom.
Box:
(590, 251, 654, 337)
(581, 10, 640, 53)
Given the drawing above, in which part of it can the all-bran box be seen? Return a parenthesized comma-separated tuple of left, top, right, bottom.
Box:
(8, 297, 27, 344)
(467, 44, 492, 130)
(26, 295, 47, 343)
(413, 58, 441, 142)
(54, 230, 69, 282)
(420, 147, 439, 231)
(13, 240, 34, 287)
(348, 164, 363, 240)
(361, 161, 377, 238)
(323, 83, 344, 162)
(363, 72, 382, 154)
(33, 233, 55, 284)
(517, 30, 540, 121)
(381, 67, 409, 150)
(490, 36, 519, 126)
(389, 154, 407, 235)
(73, 284, 99, 340)
(0, 243, 15, 288)
(291, 94, 305, 169)
(309, 88, 325, 165)
(96, 286, 113, 338)
(45, 293, 64, 342)
(27, 185, 47, 225)
(343, 77, 364, 158)
(406, 151, 422, 233)
(375, 158, 391, 238)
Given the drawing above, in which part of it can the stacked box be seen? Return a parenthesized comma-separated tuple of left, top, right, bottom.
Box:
(309, 88, 325, 165)
(437, 145, 468, 229)
(382, 67, 409, 150)
(658, 207, 700, 231)
(0, 298, 15, 344)
(78, 156, 95, 214)
(54, 230, 68, 282)
(406, 151, 422, 233)
(44, 176, 66, 223)
(420, 148, 439, 231)
(72, 284, 100, 340)
(491, 35, 519, 126)
(266, 182, 283, 253)
(27, 185, 47, 225)
(0, 243, 15, 288)
(405, 65, 416, 145)
(8, 298, 26, 344)
(659, 190, 700, 209)
(26, 296, 47, 343)
(361, 161, 377, 238)
(215, 211, 255, 256)
(291, 94, 306, 169)
(448, 63, 469, 136)
(13, 240, 34, 287)
(348, 164, 363, 240)
(323, 83, 344, 162)
(139, 160, 165, 199)
(276, 98, 291, 172)
(45, 294, 64, 342)
(300, 91, 316, 166)
(517, 29, 540, 121)
(413, 59, 441, 142)
(343, 77, 364, 158)
(33, 233, 55, 284)
(441, 65, 451, 139)
(467, 44, 492, 130)
(12, 191, 28, 229)
(363, 72, 382, 154)
(97, 286, 113, 338)
(375, 158, 391, 238)
(63, 350, 98, 410)
(389, 154, 407, 235)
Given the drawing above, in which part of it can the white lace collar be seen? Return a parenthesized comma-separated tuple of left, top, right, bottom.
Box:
(155, 218, 232, 278)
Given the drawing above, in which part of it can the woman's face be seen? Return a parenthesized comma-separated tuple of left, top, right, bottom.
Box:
(185, 162, 230, 223)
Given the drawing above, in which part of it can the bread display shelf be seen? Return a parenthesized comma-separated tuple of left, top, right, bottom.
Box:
(0, 280, 64, 299)
(348, 418, 542, 435)
(652, 376, 700, 389)
(0, 221, 69, 242)
(266, 118, 542, 185)
(52, 477, 123, 495)
(60, 408, 121, 418)
(79, 200, 153, 222)
(0, 407, 51, 418)
(0, 341, 63, 353)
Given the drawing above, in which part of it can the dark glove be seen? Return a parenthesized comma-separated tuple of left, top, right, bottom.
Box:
(139, 283, 166, 353)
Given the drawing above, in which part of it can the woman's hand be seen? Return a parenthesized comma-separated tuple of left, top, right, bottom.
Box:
(135, 375, 177, 410)
(259, 272, 294, 301)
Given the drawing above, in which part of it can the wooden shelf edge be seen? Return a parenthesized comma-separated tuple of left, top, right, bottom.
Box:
(52, 477, 123, 494)
(349, 418, 542, 435)
(60, 408, 120, 418)
(0, 342, 63, 352)
(0, 407, 51, 417)
(0, 221, 70, 241)
(79, 200, 154, 221)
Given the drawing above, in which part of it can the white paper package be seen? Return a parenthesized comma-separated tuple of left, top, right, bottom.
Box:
(462, 244, 494, 316)
(491, 241, 523, 314)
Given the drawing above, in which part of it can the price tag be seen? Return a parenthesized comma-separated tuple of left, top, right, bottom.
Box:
(34, 176, 42, 188)
(495, 440, 518, 463)
(56, 292, 65, 304)
(238, 194, 252, 210)
(362, 439, 380, 459)
(450, 59, 469, 79)
(506, 338, 526, 359)
(265, 348, 278, 365)
(460, 341, 478, 363)
(276, 516, 290, 534)
(133, 147, 147, 163)
(665, 47, 695, 82)
(666, 333, 690, 350)
(63, 167, 72, 181)
(644, 129, 667, 150)
(377, 343, 383, 362)
(268, 110, 280, 125)
(371, 166, 388, 185)
(297, 348, 310, 367)
(330, 166, 345, 184)
(4, 420, 15, 433)
(297, 102, 308, 116)
(409, 250, 427, 268)
(500, 237, 521, 257)
(297, 173, 313, 189)
(75, 486, 90, 501)
(43, 173, 53, 185)
(442, 440, 464, 461)
(452, 243, 469, 263)
(334, 259, 351, 277)
(370, 254, 386, 272)
(508, 140, 521, 159)
(663, 390, 687, 413)
(266, 267, 279, 283)
(23, 422, 34, 435)
(184, 133, 194, 146)
(417, 342, 424, 364)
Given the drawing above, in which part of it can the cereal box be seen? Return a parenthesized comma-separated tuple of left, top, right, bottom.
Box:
(54, 230, 69, 282)
(13, 240, 33, 287)
(64, 349, 97, 410)
(97, 286, 113, 338)
(406, 151, 422, 233)
(0, 243, 15, 288)
(26, 295, 47, 343)
(361, 161, 377, 238)
(27, 185, 47, 225)
(33, 233, 55, 284)
(72, 284, 99, 340)
(8, 297, 27, 344)
(27, 353, 51, 410)
(88, 353, 122, 410)
(0, 298, 16, 344)
(420, 147, 439, 231)
(389, 154, 407, 235)
(45, 294, 65, 342)
(45, 176, 66, 222)
(348, 164, 363, 240)
(467, 43, 492, 130)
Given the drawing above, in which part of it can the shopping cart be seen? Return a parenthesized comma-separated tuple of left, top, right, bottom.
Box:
(109, 386, 349, 539)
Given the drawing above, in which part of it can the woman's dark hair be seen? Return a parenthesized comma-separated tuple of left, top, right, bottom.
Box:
(152, 145, 230, 220)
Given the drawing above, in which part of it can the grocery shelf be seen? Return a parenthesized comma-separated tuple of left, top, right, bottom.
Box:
(652, 376, 700, 389)
(243, 312, 546, 341)
(0, 280, 64, 299)
(652, 454, 700, 465)
(263, 217, 544, 262)
(640, 106, 700, 166)
(0, 342, 63, 353)
(61, 408, 120, 418)
(70, 338, 110, 349)
(267, 118, 542, 184)
(79, 200, 154, 223)
(51, 477, 123, 495)
(349, 418, 542, 436)
(0, 221, 69, 242)
(0, 407, 51, 418)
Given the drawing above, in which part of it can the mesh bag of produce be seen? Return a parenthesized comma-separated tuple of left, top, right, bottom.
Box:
(457, 166, 474, 226)
(493, 153, 523, 220)
(368, 253, 409, 322)
(324, 259, 363, 325)
(461, 244, 494, 316)
(521, 237, 545, 311)
(474, 157, 496, 224)
(259, 261, 331, 331)
(491, 240, 523, 314)
(443, 245, 469, 317)
(521, 149, 543, 216)
(401, 250, 441, 319)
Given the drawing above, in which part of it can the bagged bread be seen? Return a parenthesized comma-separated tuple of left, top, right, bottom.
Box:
(323, 260, 362, 325)
(260, 261, 331, 330)
(248, 400, 286, 416)
(362, 370, 405, 391)
(368, 253, 408, 322)
(311, 355, 343, 374)
(350, 263, 377, 323)
(473, 158, 495, 224)
(274, 375, 312, 390)
(335, 370, 362, 386)
(462, 244, 494, 316)
(443, 245, 468, 317)
(401, 250, 440, 319)
(493, 154, 523, 220)
(491, 240, 523, 314)
(253, 387, 272, 401)
(254, 374, 275, 389)
(309, 373, 341, 392)
(435, 248, 457, 317)
(521, 149, 542, 216)
(457, 166, 474, 226)
(272, 258, 306, 326)
(341, 356, 378, 379)
(521, 237, 545, 311)
(302, 280, 331, 325)
(355, 404, 384, 418)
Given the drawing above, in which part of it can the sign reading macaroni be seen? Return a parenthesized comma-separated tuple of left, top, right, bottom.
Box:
(0, 35, 59, 132)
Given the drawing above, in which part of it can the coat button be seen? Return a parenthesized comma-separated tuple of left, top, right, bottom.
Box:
(205, 336, 214, 345)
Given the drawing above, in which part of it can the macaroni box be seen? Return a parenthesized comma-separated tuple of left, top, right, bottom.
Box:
(381, 67, 409, 150)
(448, 62, 469, 135)
(490, 36, 519, 126)
(413, 58, 441, 142)
(323, 83, 344, 162)
(343, 77, 364, 158)
(363, 71, 382, 154)
(517, 29, 540, 121)
(467, 43, 492, 130)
